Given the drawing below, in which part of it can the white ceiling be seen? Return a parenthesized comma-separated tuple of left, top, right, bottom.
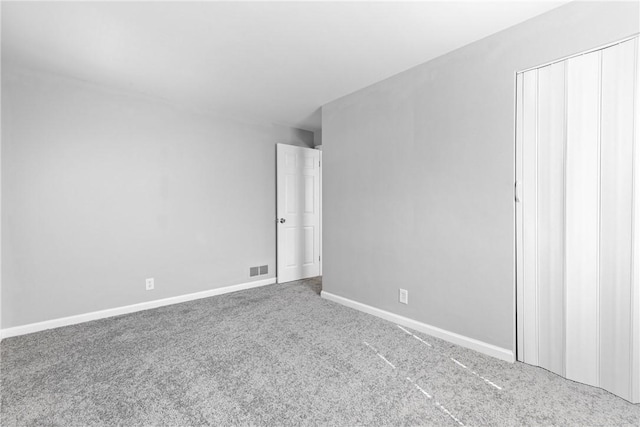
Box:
(2, 1, 568, 132)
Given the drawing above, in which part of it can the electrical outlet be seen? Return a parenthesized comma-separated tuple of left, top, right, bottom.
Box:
(146, 278, 154, 291)
(399, 289, 408, 304)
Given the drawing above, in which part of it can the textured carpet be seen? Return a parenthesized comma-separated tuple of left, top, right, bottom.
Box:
(1, 277, 639, 426)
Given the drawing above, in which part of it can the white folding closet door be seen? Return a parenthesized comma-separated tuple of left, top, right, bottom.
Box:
(516, 37, 640, 403)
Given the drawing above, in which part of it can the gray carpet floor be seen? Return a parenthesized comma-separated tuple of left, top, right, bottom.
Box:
(1, 277, 639, 426)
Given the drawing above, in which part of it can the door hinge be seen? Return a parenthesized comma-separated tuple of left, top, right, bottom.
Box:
(319, 255, 321, 261)
(514, 180, 521, 203)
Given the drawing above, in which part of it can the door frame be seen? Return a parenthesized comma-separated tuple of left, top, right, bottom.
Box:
(512, 70, 520, 362)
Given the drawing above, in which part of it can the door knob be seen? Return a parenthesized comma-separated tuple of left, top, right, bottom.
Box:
(279, 218, 286, 224)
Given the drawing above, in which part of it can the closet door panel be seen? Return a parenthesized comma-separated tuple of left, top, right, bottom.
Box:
(599, 39, 636, 401)
(632, 38, 640, 404)
(565, 50, 601, 388)
(536, 62, 566, 376)
(522, 69, 539, 365)
(515, 73, 525, 361)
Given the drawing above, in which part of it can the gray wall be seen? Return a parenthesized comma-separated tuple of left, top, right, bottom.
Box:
(322, 1, 639, 350)
(1, 65, 313, 328)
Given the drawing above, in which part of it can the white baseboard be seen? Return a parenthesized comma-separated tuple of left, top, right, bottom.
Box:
(321, 290, 515, 363)
(1, 277, 276, 339)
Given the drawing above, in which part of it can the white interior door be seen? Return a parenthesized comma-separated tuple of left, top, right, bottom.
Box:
(516, 37, 640, 403)
(276, 144, 320, 283)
